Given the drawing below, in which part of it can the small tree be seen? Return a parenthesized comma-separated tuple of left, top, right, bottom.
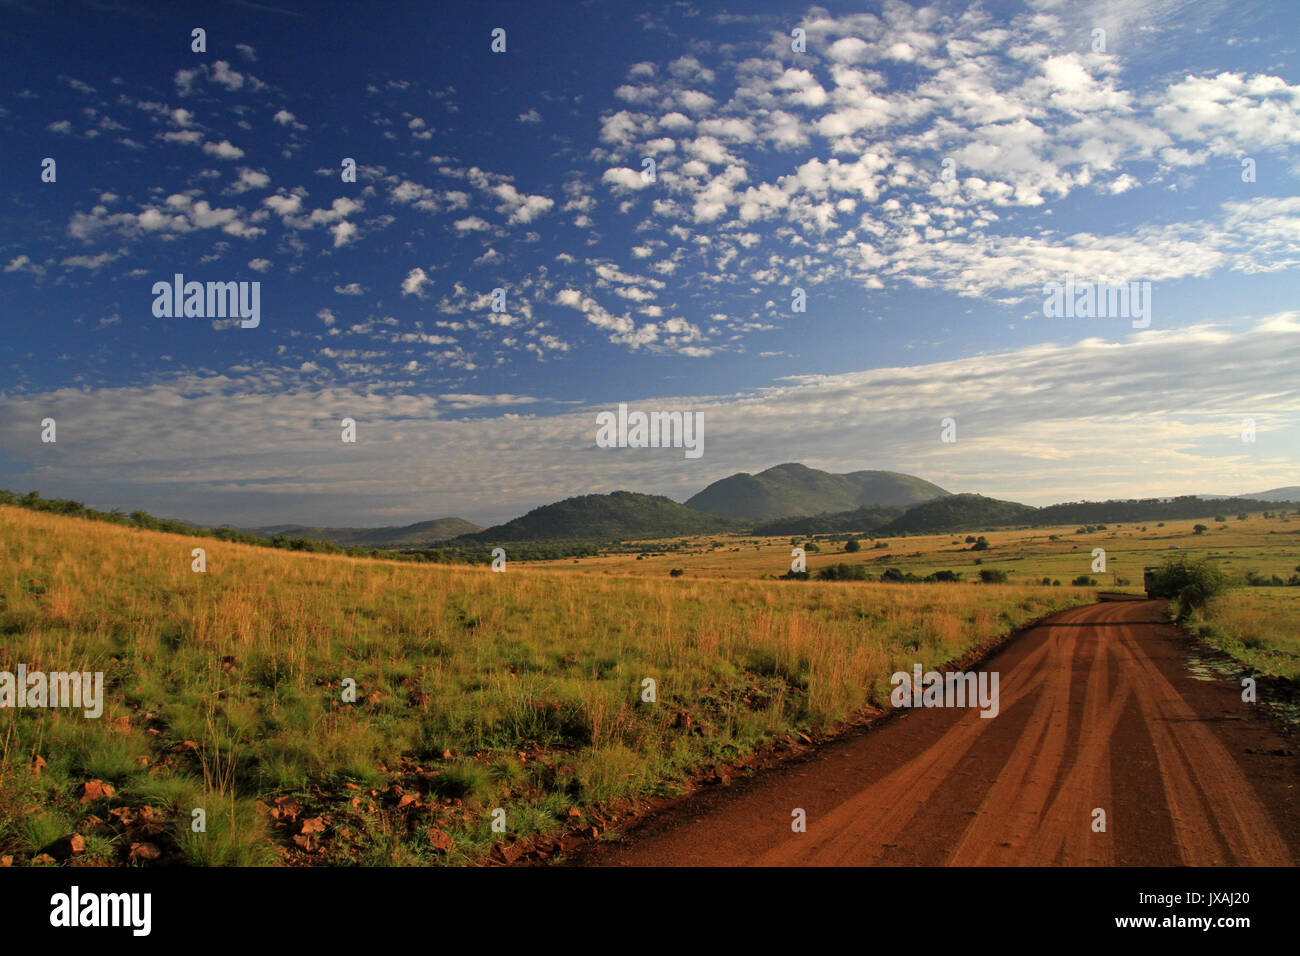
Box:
(1146, 556, 1231, 623)
(1193, 524, 1208, 534)
(844, 537, 861, 553)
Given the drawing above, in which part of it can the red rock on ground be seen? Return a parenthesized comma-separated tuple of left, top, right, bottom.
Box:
(46, 834, 86, 860)
(80, 780, 115, 803)
(492, 841, 526, 864)
(127, 843, 160, 863)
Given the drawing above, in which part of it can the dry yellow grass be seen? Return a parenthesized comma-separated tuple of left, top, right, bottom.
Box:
(1, 504, 1090, 865)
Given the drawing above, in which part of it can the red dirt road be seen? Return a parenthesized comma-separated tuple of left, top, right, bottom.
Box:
(578, 599, 1299, 866)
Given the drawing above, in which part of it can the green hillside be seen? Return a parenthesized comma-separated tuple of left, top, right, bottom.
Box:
(460, 490, 744, 542)
(752, 504, 907, 536)
(686, 462, 950, 520)
(876, 493, 1039, 534)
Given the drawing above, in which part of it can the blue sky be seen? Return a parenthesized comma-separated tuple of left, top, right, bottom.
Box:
(1, 0, 1298, 527)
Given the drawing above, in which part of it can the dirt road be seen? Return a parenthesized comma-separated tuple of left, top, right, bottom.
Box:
(578, 599, 1299, 866)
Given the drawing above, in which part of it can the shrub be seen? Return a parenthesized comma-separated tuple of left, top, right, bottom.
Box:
(1146, 556, 1232, 623)
(978, 569, 1009, 583)
(1193, 524, 1208, 534)
(1072, 575, 1098, 586)
(817, 563, 871, 582)
(844, 537, 861, 553)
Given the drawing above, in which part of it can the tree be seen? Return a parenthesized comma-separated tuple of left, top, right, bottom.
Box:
(1193, 524, 1208, 534)
(844, 537, 861, 553)
(1146, 555, 1232, 623)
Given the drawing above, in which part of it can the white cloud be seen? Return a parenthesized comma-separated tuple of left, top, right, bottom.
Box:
(401, 267, 432, 297)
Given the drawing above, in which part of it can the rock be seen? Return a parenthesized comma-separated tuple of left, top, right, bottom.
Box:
(492, 841, 526, 864)
(441, 749, 453, 760)
(77, 815, 106, 833)
(0, 856, 11, 867)
(272, 796, 302, 822)
(300, 816, 327, 836)
(366, 691, 382, 705)
(173, 740, 199, 753)
(291, 834, 318, 853)
(46, 834, 86, 860)
(31, 755, 46, 776)
(567, 806, 582, 818)
(31, 853, 57, 866)
(427, 829, 455, 853)
(80, 780, 115, 803)
(127, 843, 160, 863)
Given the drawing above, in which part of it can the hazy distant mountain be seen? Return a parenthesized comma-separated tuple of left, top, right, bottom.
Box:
(1238, 487, 1300, 502)
(461, 491, 743, 542)
(876, 493, 1038, 534)
(248, 517, 481, 548)
(1197, 487, 1299, 502)
(685, 463, 950, 521)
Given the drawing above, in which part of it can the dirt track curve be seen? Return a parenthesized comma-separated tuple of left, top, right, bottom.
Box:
(577, 598, 1299, 866)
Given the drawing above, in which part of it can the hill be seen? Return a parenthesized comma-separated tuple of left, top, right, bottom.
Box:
(876, 493, 1039, 534)
(247, 517, 481, 548)
(752, 504, 907, 536)
(459, 490, 744, 542)
(685, 463, 950, 520)
(1240, 487, 1300, 503)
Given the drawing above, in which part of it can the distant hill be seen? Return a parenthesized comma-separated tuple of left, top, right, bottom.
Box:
(1239, 487, 1300, 503)
(1035, 496, 1292, 525)
(460, 490, 744, 542)
(247, 517, 481, 548)
(686, 463, 950, 521)
(753, 504, 907, 536)
(876, 493, 1038, 534)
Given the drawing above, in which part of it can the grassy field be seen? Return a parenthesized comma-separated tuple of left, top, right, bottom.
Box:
(535, 512, 1300, 590)
(1192, 588, 1300, 681)
(0, 504, 1090, 867)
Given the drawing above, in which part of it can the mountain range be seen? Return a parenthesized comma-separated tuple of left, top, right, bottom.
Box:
(189, 466, 1296, 548)
(246, 517, 481, 548)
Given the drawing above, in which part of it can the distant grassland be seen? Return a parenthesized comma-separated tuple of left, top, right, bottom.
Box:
(535, 511, 1300, 589)
(0, 505, 1086, 867)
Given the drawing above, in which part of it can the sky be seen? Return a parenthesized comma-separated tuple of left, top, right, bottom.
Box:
(0, 0, 1297, 528)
